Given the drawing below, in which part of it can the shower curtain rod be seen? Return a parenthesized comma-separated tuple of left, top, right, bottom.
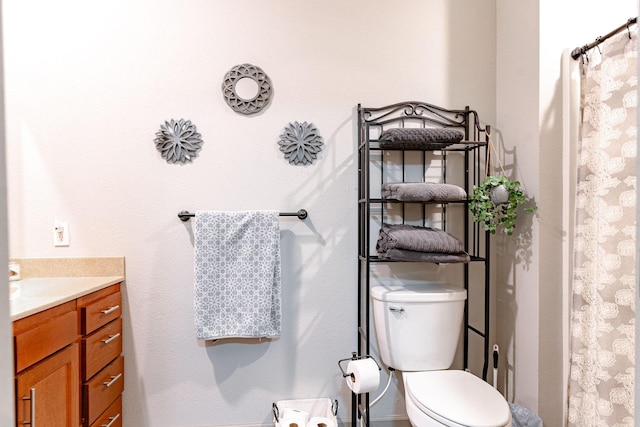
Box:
(571, 17, 637, 60)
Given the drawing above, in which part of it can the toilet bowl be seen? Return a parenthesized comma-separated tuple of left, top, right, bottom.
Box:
(370, 283, 512, 427)
(403, 370, 511, 427)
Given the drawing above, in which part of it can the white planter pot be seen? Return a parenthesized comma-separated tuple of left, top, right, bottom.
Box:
(490, 184, 509, 205)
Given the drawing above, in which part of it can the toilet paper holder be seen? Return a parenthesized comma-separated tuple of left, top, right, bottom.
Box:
(337, 353, 381, 381)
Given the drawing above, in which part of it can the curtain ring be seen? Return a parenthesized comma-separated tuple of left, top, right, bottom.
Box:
(595, 38, 602, 55)
(626, 19, 633, 39)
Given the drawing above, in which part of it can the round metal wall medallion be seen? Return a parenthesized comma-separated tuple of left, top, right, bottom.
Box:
(221, 63, 273, 115)
(154, 119, 203, 164)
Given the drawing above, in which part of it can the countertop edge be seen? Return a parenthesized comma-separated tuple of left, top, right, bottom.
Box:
(10, 276, 125, 321)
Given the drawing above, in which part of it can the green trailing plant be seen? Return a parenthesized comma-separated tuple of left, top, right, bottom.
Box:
(469, 175, 537, 236)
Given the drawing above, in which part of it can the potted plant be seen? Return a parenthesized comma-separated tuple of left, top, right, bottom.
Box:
(469, 175, 536, 236)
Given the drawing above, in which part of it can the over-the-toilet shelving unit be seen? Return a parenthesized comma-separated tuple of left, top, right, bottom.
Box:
(355, 102, 491, 427)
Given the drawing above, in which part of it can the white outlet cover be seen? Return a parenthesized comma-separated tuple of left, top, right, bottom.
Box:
(54, 221, 69, 246)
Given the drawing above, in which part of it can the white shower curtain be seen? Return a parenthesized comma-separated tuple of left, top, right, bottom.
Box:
(567, 30, 637, 426)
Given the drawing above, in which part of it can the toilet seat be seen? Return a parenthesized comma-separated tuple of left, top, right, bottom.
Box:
(404, 370, 511, 427)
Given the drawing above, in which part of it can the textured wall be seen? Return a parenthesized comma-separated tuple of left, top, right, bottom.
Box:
(0, 2, 13, 425)
(3, 1, 495, 426)
(496, 1, 637, 425)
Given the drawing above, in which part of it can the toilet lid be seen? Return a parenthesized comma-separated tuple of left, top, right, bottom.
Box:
(404, 370, 511, 427)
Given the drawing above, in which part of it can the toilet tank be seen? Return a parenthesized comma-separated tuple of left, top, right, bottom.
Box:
(370, 283, 466, 371)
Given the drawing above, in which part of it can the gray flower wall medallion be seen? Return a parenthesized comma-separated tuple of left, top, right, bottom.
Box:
(222, 63, 273, 115)
(154, 119, 203, 164)
(278, 121, 324, 165)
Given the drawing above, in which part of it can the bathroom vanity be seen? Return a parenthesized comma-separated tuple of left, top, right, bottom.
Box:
(10, 260, 125, 427)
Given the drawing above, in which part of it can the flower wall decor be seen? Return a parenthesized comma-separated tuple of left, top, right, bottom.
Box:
(154, 119, 203, 164)
(277, 121, 324, 165)
(221, 63, 273, 115)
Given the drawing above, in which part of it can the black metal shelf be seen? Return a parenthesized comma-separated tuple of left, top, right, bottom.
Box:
(363, 141, 487, 151)
(361, 255, 488, 263)
(355, 101, 491, 427)
(359, 198, 469, 205)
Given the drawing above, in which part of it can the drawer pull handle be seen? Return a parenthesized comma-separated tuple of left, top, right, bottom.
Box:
(101, 305, 120, 315)
(103, 373, 123, 388)
(101, 413, 121, 427)
(22, 387, 36, 426)
(102, 333, 121, 345)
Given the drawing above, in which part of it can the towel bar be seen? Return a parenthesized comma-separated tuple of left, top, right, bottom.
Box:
(178, 209, 308, 221)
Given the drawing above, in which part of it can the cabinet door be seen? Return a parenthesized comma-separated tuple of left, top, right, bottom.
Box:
(16, 344, 80, 427)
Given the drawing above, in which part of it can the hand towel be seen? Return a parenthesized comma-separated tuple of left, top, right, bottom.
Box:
(194, 210, 281, 340)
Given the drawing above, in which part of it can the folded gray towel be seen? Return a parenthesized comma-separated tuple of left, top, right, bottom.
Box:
(381, 182, 467, 202)
(379, 128, 464, 149)
(377, 223, 466, 254)
(379, 248, 470, 263)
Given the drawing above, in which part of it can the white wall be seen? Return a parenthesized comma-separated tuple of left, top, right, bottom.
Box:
(539, 3, 637, 425)
(496, 1, 637, 425)
(2, 1, 496, 426)
(0, 1, 14, 424)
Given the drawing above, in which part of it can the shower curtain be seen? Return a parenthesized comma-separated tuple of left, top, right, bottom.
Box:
(567, 30, 637, 426)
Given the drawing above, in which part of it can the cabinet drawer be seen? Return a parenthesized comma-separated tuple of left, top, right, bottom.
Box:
(83, 355, 124, 426)
(82, 318, 122, 381)
(89, 395, 122, 427)
(81, 291, 121, 335)
(14, 309, 78, 373)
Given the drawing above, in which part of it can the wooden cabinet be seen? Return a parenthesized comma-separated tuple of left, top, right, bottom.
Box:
(16, 344, 80, 427)
(78, 284, 124, 427)
(89, 396, 122, 427)
(14, 302, 80, 427)
(13, 281, 124, 427)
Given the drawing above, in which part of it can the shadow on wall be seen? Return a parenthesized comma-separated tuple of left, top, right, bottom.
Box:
(490, 129, 537, 271)
(490, 129, 536, 404)
(153, 111, 357, 424)
(120, 284, 152, 427)
(202, 228, 300, 401)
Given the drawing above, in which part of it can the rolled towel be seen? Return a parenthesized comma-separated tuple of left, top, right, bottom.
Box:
(379, 128, 464, 149)
(381, 182, 467, 202)
(377, 223, 466, 254)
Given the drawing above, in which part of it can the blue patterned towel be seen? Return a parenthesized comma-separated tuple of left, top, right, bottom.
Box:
(193, 211, 281, 340)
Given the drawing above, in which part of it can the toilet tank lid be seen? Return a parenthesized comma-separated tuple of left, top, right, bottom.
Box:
(370, 284, 467, 303)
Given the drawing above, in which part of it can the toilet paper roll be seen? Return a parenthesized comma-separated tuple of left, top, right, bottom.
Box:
(345, 358, 380, 394)
(308, 417, 336, 427)
(281, 408, 308, 427)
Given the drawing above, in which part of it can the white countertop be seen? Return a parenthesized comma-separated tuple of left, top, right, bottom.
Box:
(10, 276, 124, 321)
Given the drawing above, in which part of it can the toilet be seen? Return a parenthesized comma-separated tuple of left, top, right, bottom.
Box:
(371, 283, 511, 427)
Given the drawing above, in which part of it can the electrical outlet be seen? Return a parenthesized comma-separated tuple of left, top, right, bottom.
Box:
(53, 221, 69, 247)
